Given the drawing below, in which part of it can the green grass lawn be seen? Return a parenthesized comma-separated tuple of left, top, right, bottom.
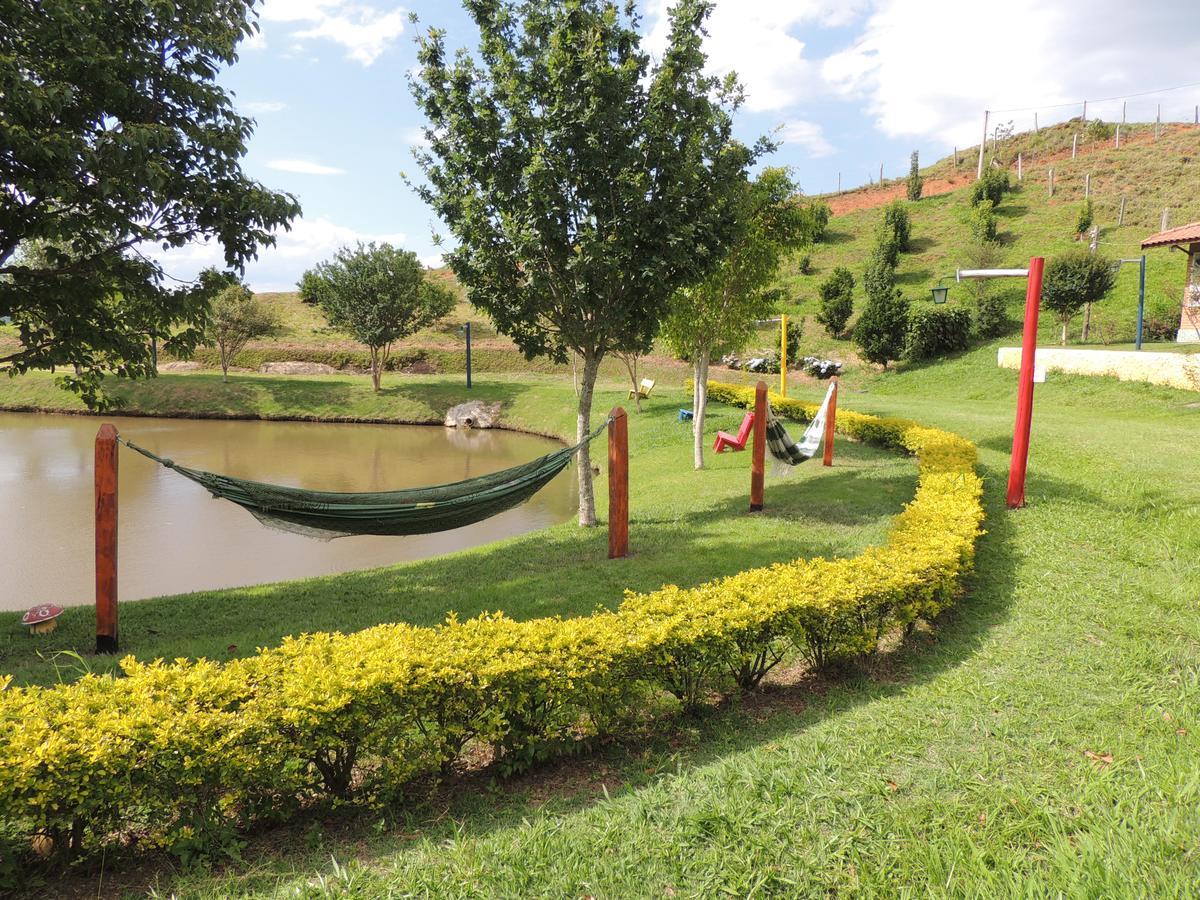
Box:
(3, 350, 1199, 896)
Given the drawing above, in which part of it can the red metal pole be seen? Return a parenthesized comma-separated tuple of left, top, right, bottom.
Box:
(607, 407, 629, 559)
(750, 381, 767, 511)
(1007, 257, 1044, 509)
(822, 377, 838, 467)
(95, 424, 119, 653)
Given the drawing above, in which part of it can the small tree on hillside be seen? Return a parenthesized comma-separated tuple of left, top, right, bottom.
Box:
(961, 240, 1009, 338)
(663, 167, 811, 469)
(300, 243, 456, 391)
(854, 287, 909, 368)
(410, 0, 758, 524)
(1074, 198, 1094, 238)
(875, 200, 912, 265)
(906, 151, 923, 201)
(1041, 249, 1116, 345)
(206, 284, 280, 382)
(816, 266, 856, 338)
(970, 169, 1010, 207)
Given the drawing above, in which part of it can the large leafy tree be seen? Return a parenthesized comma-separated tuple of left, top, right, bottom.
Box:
(662, 167, 811, 469)
(410, 0, 759, 525)
(300, 243, 457, 392)
(0, 0, 299, 407)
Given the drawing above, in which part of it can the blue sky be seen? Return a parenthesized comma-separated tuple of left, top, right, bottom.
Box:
(170, 0, 1200, 291)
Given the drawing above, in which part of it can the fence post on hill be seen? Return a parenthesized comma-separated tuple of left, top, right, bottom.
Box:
(1195, 105, 1198, 125)
(1162, 208, 1170, 231)
(823, 377, 838, 467)
(1034, 111, 1039, 133)
(1072, 134, 1077, 159)
(1122, 101, 1126, 124)
(977, 110, 989, 179)
(879, 161, 884, 184)
(1118, 195, 1126, 227)
(749, 381, 766, 512)
(1082, 100, 1087, 122)
(607, 407, 628, 559)
(1155, 105, 1161, 139)
(1017, 153, 1022, 181)
(1007, 257, 1045, 509)
(1048, 168, 1054, 198)
(1115, 124, 1120, 149)
(1084, 173, 1090, 199)
(95, 424, 119, 653)
(837, 172, 841, 193)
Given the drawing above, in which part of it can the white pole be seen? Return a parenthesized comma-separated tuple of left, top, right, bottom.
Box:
(1017, 153, 1022, 181)
(1072, 133, 1077, 159)
(977, 110, 989, 180)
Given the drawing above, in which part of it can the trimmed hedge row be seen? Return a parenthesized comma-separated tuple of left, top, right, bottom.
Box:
(0, 385, 984, 867)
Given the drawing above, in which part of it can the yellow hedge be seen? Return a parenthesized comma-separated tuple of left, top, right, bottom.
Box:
(0, 383, 984, 865)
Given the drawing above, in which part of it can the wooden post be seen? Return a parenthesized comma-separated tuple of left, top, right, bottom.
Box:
(1118, 195, 1126, 227)
(822, 377, 838, 468)
(779, 314, 788, 398)
(95, 424, 119, 653)
(749, 381, 766, 512)
(1084, 173, 1090, 199)
(1007, 258, 1045, 509)
(1082, 100, 1087, 122)
(977, 110, 989, 180)
(1034, 111, 1039, 133)
(607, 407, 628, 559)
(1115, 124, 1120, 149)
(1071, 133, 1077, 158)
(1017, 153, 1022, 181)
(1122, 100, 1126, 124)
(1155, 104, 1161, 139)
(1048, 168, 1054, 198)
(837, 172, 841, 193)
(1162, 208, 1170, 232)
(879, 161, 884, 184)
(953, 146, 958, 168)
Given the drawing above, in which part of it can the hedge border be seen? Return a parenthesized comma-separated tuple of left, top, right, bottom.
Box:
(0, 383, 984, 869)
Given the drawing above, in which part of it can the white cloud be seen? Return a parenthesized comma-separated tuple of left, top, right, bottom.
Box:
(260, 0, 405, 66)
(418, 252, 444, 269)
(780, 120, 834, 157)
(244, 100, 287, 114)
(644, 0, 868, 112)
(820, 0, 1200, 146)
(149, 216, 409, 292)
(266, 159, 346, 175)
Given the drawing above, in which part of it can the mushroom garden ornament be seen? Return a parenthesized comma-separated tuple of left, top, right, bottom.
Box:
(22, 603, 63, 635)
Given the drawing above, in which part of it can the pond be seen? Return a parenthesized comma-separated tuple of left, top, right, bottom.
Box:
(0, 412, 576, 612)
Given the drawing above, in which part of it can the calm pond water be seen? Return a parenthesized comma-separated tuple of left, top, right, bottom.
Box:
(0, 412, 576, 611)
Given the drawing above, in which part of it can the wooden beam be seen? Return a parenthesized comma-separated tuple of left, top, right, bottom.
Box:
(750, 381, 767, 512)
(823, 378, 839, 467)
(607, 407, 628, 559)
(95, 424, 119, 653)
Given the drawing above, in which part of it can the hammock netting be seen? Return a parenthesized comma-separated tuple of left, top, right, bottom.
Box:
(118, 420, 608, 539)
(765, 381, 835, 474)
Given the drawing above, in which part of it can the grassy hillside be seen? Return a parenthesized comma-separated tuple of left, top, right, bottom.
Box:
(777, 122, 1200, 352)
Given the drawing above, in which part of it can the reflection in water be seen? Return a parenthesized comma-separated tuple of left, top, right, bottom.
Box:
(0, 412, 576, 611)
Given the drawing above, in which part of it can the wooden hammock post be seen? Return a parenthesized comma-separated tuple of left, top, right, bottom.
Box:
(749, 381, 767, 512)
(823, 377, 839, 467)
(95, 424, 119, 653)
(607, 407, 628, 559)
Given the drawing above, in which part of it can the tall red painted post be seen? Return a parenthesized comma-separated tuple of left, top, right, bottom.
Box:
(822, 376, 838, 467)
(1006, 256, 1045, 509)
(750, 381, 767, 511)
(607, 407, 629, 559)
(95, 424, 119, 653)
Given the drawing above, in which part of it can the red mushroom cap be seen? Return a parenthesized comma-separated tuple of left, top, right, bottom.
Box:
(21, 604, 64, 626)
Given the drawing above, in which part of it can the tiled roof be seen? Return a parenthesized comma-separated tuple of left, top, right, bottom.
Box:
(1142, 222, 1200, 249)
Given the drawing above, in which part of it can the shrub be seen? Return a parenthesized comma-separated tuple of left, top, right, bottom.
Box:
(969, 169, 1010, 208)
(1142, 296, 1180, 341)
(1041, 249, 1117, 344)
(876, 200, 912, 256)
(854, 287, 909, 368)
(863, 245, 897, 305)
(799, 356, 842, 379)
(905, 305, 973, 359)
(800, 200, 832, 243)
(967, 199, 998, 243)
(0, 397, 984, 874)
(906, 151, 923, 201)
(1075, 198, 1093, 237)
(1085, 118, 1114, 142)
(975, 291, 1010, 338)
(816, 267, 855, 338)
(796, 253, 813, 275)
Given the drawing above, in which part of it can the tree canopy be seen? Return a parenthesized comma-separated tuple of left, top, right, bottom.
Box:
(0, 0, 299, 406)
(662, 167, 810, 468)
(1041, 250, 1116, 344)
(206, 284, 280, 383)
(410, 0, 761, 523)
(300, 243, 456, 392)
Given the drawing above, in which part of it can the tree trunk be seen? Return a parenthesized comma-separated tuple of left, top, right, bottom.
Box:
(620, 354, 642, 413)
(1061, 319, 1069, 345)
(692, 351, 709, 470)
(370, 346, 383, 392)
(575, 350, 603, 526)
(1081, 303, 1092, 343)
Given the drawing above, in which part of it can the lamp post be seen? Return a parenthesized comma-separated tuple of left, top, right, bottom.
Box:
(930, 285, 949, 304)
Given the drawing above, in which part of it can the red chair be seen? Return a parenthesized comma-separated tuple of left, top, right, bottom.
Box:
(713, 411, 755, 453)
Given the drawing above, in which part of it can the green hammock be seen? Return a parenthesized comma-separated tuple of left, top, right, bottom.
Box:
(118, 420, 608, 539)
